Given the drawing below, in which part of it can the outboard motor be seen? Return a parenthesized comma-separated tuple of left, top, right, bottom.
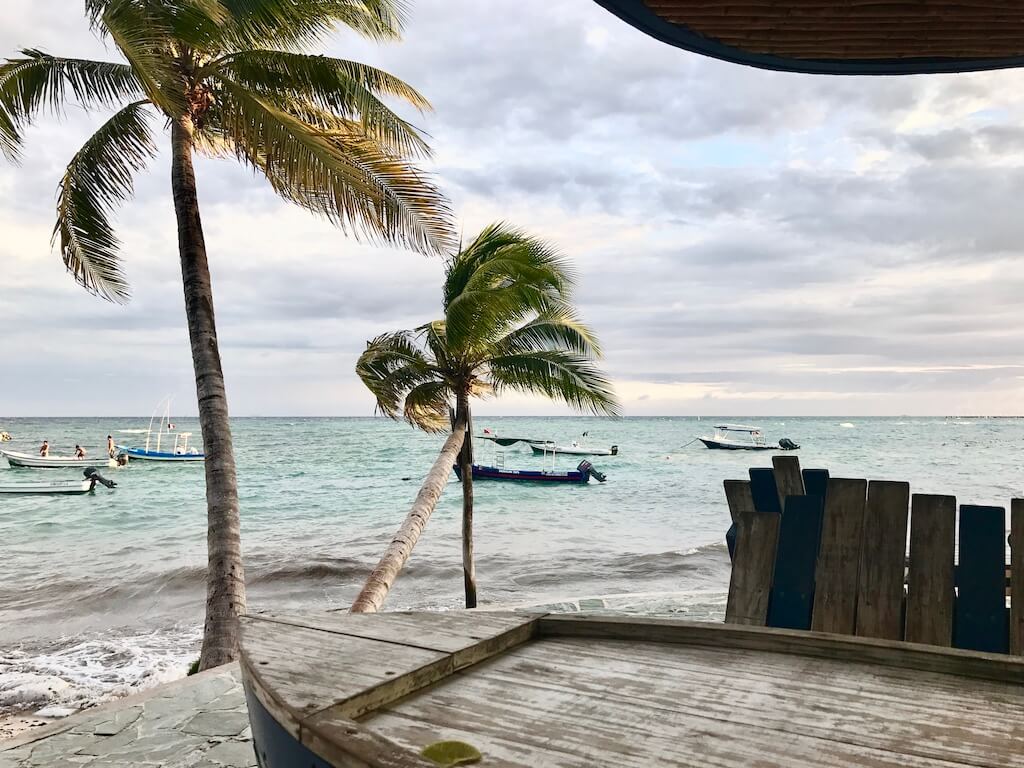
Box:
(778, 438, 800, 451)
(610, 445, 619, 456)
(84, 467, 117, 489)
(577, 460, 607, 483)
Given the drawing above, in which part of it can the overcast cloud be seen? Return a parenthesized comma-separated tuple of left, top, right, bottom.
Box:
(2, 0, 1024, 416)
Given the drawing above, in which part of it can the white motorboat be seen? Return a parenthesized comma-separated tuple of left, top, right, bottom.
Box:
(0, 477, 96, 495)
(528, 438, 618, 457)
(697, 424, 800, 451)
(2, 450, 122, 469)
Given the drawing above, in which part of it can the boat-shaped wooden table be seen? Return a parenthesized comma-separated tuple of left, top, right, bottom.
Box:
(240, 611, 1024, 767)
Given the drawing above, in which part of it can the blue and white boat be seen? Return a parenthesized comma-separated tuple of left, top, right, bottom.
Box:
(117, 398, 204, 463)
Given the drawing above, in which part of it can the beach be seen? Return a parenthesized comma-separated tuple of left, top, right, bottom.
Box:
(1, 415, 1021, 730)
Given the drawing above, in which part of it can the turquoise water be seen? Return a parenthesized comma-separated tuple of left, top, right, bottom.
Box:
(1, 415, 1022, 715)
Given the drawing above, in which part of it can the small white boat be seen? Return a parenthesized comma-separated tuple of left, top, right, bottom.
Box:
(0, 477, 95, 495)
(698, 424, 800, 451)
(528, 438, 618, 457)
(2, 450, 122, 469)
(117, 397, 204, 463)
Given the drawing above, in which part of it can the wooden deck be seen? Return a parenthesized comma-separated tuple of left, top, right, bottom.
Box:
(240, 611, 1024, 767)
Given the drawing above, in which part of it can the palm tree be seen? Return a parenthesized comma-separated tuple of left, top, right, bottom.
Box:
(352, 222, 619, 612)
(0, 0, 452, 669)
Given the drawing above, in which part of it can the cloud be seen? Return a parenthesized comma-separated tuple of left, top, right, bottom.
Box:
(2, 0, 1024, 416)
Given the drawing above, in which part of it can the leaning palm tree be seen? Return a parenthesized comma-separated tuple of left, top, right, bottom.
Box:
(352, 222, 619, 612)
(0, 0, 453, 669)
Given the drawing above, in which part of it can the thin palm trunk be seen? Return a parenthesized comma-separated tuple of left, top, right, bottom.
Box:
(171, 117, 247, 670)
(456, 393, 477, 608)
(350, 422, 466, 613)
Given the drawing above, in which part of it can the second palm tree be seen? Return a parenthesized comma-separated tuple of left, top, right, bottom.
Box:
(353, 222, 619, 611)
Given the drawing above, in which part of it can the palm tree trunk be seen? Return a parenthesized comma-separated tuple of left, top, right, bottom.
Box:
(350, 423, 466, 613)
(171, 117, 246, 670)
(456, 393, 477, 608)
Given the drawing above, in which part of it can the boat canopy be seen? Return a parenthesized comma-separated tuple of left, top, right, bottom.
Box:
(714, 424, 762, 433)
(592, 0, 1024, 75)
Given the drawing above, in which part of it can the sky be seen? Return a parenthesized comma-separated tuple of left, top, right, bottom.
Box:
(2, 1, 1024, 417)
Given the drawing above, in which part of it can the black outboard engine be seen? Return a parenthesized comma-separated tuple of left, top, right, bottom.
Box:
(778, 438, 800, 451)
(610, 445, 619, 456)
(577, 460, 607, 483)
(84, 467, 117, 489)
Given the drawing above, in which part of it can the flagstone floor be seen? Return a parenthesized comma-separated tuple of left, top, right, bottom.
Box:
(0, 664, 253, 768)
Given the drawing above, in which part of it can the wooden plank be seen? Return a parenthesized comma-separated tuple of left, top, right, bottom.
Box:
(539, 614, 1024, 684)
(956, 505, 1009, 654)
(366, 637, 1024, 768)
(801, 468, 830, 501)
(811, 478, 867, 635)
(1013, 499, 1024, 655)
(856, 480, 910, 640)
(905, 494, 956, 647)
(723, 478, 749, 561)
(767, 494, 824, 630)
(725, 480, 778, 626)
(251, 610, 538, 656)
(748, 467, 781, 514)
(239, 617, 450, 725)
(771, 455, 804, 509)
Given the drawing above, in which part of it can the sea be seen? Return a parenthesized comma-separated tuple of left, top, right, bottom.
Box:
(1, 415, 1022, 719)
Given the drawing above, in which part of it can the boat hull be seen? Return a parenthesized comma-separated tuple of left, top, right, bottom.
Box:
(698, 438, 779, 451)
(117, 446, 204, 462)
(454, 464, 590, 484)
(528, 443, 617, 456)
(0, 479, 94, 495)
(2, 450, 119, 469)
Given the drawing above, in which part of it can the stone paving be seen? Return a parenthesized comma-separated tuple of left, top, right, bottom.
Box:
(0, 664, 253, 768)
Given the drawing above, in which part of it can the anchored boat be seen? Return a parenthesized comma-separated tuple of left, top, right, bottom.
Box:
(117, 397, 204, 462)
(0, 468, 117, 495)
(528, 434, 618, 456)
(698, 424, 800, 451)
(455, 459, 606, 484)
(2, 449, 124, 469)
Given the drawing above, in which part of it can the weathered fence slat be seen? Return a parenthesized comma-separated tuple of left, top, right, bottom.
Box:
(1012, 498, 1024, 655)
(749, 468, 781, 515)
(955, 504, 1008, 654)
(725, 480, 777, 626)
(767, 494, 824, 631)
(812, 478, 867, 635)
(856, 481, 910, 640)
(771, 455, 804, 511)
(905, 494, 956, 647)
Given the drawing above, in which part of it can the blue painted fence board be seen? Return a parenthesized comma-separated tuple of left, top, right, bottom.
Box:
(749, 468, 781, 514)
(767, 494, 825, 630)
(955, 504, 1008, 654)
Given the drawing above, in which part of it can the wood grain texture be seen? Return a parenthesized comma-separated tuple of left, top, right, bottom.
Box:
(749, 467, 781, 514)
(366, 635, 1024, 768)
(767, 494, 823, 631)
(955, 505, 1008, 654)
(771, 455, 804, 510)
(725, 480, 778, 626)
(856, 480, 910, 640)
(812, 478, 867, 635)
(1012, 499, 1024, 655)
(905, 494, 956, 647)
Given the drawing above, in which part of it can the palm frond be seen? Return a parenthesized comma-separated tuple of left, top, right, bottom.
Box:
(97, 0, 187, 117)
(356, 331, 439, 420)
(494, 310, 603, 358)
(443, 223, 576, 353)
(0, 50, 143, 158)
(216, 75, 454, 254)
(53, 100, 157, 303)
(212, 50, 430, 156)
(402, 380, 452, 433)
(488, 350, 620, 417)
(217, 0, 409, 50)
